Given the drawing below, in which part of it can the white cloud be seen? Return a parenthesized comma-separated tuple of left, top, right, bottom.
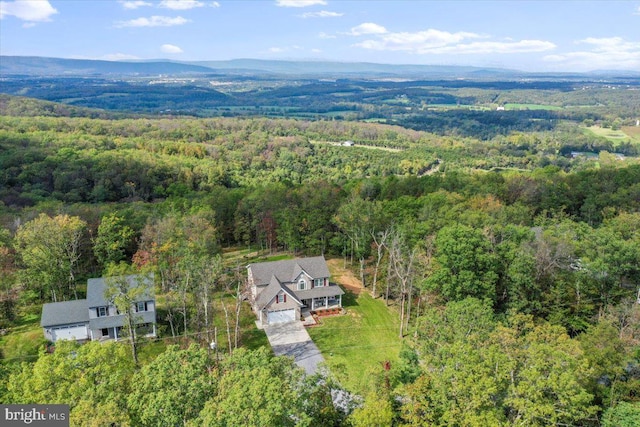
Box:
(266, 45, 303, 54)
(119, 1, 152, 10)
(102, 53, 140, 61)
(159, 0, 204, 10)
(347, 22, 388, 36)
(357, 28, 478, 49)
(161, 43, 184, 54)
(403, 39, 556, 55)
(318, 32, 336, 39)
(276, 0, 326, 7)
(115, 15, 189, 27)
(211, 1, 220, 7)
(580, 36, 638, 51)
(300, 10, 343, 18)
(351, 26, 555, 56)
(544, 37, 640, 71)
(635, 6, 640, 15)
(0, 0, 57, 22)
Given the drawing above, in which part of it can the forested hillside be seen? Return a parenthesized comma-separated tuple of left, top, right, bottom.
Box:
(1, 94, 639, 425)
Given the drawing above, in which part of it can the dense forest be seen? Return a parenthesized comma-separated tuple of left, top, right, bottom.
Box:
(1, 86, 639, 426)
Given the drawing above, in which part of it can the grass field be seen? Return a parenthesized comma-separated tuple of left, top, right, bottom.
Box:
(503, 103, 562, 111)
(584, 125, 634, 144)
(308, 291, 401, 395)
(622, 126, 640, 143)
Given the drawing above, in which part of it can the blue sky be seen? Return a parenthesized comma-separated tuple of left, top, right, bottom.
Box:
(1, 0, 639, 72)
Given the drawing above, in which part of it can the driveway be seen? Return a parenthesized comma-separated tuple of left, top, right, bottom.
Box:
(264, 321, 324, 375)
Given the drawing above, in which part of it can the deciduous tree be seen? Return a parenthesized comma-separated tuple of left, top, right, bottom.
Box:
(128, 344, 215, 427)
(93, 211, 135, 271)
(426, 224, 499, 303)
(14, 214, 87, 302)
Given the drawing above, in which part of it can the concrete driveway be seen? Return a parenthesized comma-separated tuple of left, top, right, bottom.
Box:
(264, 321, 324, 375)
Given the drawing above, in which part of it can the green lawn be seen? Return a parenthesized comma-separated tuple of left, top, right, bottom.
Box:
(307, 291, 401, 395)
(0, 326, 46, 363)
(0, 309, 46, 363)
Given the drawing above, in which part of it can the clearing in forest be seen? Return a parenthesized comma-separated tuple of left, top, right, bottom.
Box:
(310, 258, 401, 395)
(326, 258, 364, 294)
(584, 125, 635, 144)
(309, 140, 403, 152)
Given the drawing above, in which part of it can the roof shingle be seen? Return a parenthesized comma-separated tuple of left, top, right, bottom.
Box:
(41, 299, 89, 327)
(248, 256, 330, 286)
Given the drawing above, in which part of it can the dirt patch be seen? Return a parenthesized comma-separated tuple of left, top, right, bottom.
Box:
(327, 258, 364, 295)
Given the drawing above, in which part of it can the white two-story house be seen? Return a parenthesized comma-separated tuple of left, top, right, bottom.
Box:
(41, 274, 156, 343)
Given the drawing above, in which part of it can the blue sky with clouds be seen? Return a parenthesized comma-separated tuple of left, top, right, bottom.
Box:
(1, 0, 639, 72)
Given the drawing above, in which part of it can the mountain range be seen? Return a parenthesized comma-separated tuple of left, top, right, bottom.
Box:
(1, 56, 639, 79)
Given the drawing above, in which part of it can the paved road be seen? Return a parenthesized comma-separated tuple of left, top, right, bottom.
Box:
(264, 321, 324, 375)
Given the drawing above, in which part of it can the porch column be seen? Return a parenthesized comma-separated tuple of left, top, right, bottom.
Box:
(152, 323, 156, 337)
(114, 327, 118, 341)
(339, 294, 342, 307)
(324, 297, 328, 309)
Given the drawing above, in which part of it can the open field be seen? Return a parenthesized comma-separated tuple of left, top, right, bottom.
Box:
(310, 140, 404, 152)
(584, 125, 633, 144)
(622, 125, 640, 142)
(503, 103, 562, 110)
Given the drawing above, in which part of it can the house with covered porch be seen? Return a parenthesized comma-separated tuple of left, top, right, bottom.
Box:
(41, 274, 156, 343)
(247, 256, 344, 325)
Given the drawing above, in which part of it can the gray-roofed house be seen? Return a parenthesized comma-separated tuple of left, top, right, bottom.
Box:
(41, 300, 90, 342)
(247, 256, 344, 325)
(41, 274, 157, 343)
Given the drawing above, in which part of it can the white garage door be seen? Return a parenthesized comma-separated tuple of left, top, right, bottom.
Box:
(267, 309, 296, 324)
(52, 324, 88, 341)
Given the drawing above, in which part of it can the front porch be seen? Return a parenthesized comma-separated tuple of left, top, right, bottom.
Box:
(89, 323, 156, 342)
(302, 294, 342, 311)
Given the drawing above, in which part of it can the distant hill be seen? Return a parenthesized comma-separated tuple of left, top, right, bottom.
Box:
(0, 56, 215, 76)
(0, 55, 517, 78)
(184, 58, 513, 78)
(0, 94, 133, 119)
(3, 56, 639, 79)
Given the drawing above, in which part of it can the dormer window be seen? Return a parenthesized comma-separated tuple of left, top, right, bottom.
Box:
(136, 302, 148, 312)
(298, 279, 306, 290)
(97, 306, 108, 317)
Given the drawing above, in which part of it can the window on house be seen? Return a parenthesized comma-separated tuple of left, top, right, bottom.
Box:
(314, 278, 324, 288)
(101, 328, 109, 337)
(136, 301, 148, 312)
(298, 279, 306, 290)
(97, 306, 107, 317)
(276, 294, 286, 303)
